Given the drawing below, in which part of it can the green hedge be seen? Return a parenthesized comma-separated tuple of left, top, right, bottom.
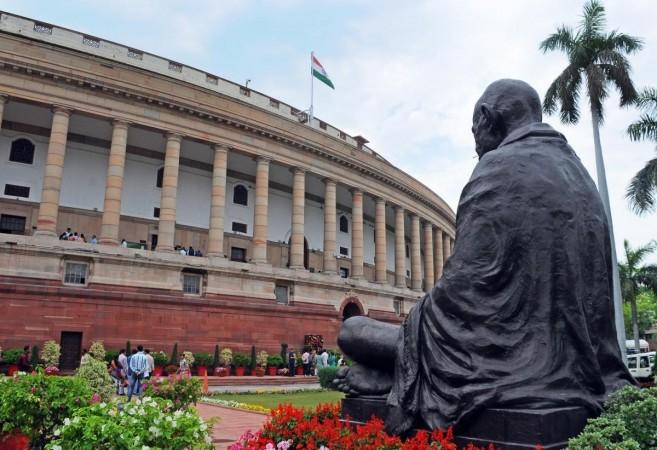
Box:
(318, 367, 339, 389)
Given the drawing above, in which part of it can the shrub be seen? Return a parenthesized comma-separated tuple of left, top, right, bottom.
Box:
(193, 352, 213, 367)
(220, 348, 233, 366)
(143, 376, 202, 410)
(29, 345, 40, 368)
(153, 350, 168, 366)
(0, 371, 92, 448)
(256, 351, 268, 367)
(170, 342, 178, 365)
(2, 349, 22, 365)
(76, 357, 114, 400)
(567, 386, 657, 449)
(45, 396, 214, 450)
(318, 367, 339, 389)
(41, 340, 61, 368)
(233, 353, 250, 368)
(212, 345, 220, 368)
(88, 341, 106, 361)
(267, 355, 284, 368)
(182, 351, 195, 365)
(280, 343, 288, 362)
(250, 346, 257, 371)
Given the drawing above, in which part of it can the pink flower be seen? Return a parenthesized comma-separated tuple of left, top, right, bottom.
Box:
(277, 440, 293, 450)
(265, 444, 275, 450)
(89, 393, 101, 404)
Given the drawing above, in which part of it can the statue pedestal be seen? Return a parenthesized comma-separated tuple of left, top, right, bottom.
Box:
(341, 397, 590, 450)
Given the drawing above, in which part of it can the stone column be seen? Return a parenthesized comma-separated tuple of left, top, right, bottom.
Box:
(157, 133, 182, 252)
(252, 157, 270, 264)
(35, 107, 72, 238)
(434, 227, 444, 280)
(99, 120, 129, 245)
(394, 206, 406, 288)
(443, 233, 452, 263)
(424, 222, 435, 291)
(322, 178, 337, 274)
(0, 95, 7, 129)
(410, 214, 422, 291)
(350, 189, 364, 279)
(289, 168, 306, 269)
(375, 198, 387, 283)
(207, 144, 228, 257)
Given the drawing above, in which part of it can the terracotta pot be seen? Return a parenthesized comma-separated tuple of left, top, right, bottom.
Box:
(7, 365, 18, 376)
(267, 366, 278, 376)
(255, 367, 266, 377)
(153, 366, 163, 377)
(214, 367, 228, 377)
(197, 366, 208, 377)
(295, 366, 304, 375)
(234, 366, 245, 376)
(0, 432, 30, 450)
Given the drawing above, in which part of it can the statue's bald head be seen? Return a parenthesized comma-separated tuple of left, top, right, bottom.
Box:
(472, 79, 542, 158)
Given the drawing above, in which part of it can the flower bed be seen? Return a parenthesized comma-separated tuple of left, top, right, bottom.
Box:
(202, 397, 271, 414)
(228, 403, 497, 450)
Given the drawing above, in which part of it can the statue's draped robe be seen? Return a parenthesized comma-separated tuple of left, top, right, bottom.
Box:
(386, 123, 633, 434)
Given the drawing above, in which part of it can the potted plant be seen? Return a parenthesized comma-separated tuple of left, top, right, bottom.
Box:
(153, 351, 168, 376)
(232, 352, 250, 376)
(193, 352, 212, 376)
(216, 348, 232, 376)
(295, 352, 304, 376)
(164, 364, 178, 376)
(255, 350, 268, 377)
(41, 340, 61, 376)
(3, 348, 22, 376)
(266, 354, 283, 376)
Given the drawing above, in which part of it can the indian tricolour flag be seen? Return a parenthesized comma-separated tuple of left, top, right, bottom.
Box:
(311, 53, 335, 89)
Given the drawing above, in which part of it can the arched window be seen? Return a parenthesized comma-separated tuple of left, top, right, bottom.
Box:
(233, 184, 248, 206)
(9, 139, 35, 164)
(156, 167, 164, 188)
(339, 215, 349, 233)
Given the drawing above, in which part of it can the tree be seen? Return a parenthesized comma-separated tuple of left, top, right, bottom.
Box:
(626, 87, 657, 214)
(539, 0, 643, 353)
(619, 240, 657, 354)
(623, 291, 657, 341)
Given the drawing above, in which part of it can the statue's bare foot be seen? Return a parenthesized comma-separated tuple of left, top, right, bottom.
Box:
(332, 364, 393, 396)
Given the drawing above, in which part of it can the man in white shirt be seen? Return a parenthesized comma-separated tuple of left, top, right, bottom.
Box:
(301, 350, 310, 376)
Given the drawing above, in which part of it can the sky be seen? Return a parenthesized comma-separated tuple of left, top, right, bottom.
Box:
(1, 0, 655, 261)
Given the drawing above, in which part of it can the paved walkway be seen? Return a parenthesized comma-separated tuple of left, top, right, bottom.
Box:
(197, 402, 268, 450)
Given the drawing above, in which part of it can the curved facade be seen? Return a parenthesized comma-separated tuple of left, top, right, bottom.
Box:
(0, 12, 455, 361)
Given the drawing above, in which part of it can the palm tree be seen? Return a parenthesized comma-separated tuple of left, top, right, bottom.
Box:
(626, 87, 657, 214)
(619, 240, 657, 355)
(539, 0, 643, 354)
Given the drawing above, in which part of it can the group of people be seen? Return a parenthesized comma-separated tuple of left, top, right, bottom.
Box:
(287, 347, 344, 377)
(59, 227, 97, 244)
(106, 346, 153, 401)
(174, 245, 203, 257)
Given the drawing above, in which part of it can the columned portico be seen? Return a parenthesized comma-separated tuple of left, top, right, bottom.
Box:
(410, 214, 422, 291)
(99, 120, 129, 245)
(394, 206, 406, 288)
(350, 189, 364, 279)
(443, 233, 452, 263)
(35, 107, 72, 238)
(207, 144, 228, 257)
(323, 178, 337, 274)
(423, 222, 434, 291)
(157, 133, 182, 252)
(434, 227, 444, 280)
(374, 198, 387, 283)
(252, 156, 270, 264)
(289, 168, 306, 269)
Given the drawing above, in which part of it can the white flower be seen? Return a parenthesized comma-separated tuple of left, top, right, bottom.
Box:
(99, 402, 106, 408)
(319, 446, 330, 450)
(63, 418, 71, 426)
(72, 417, 81, 424)
(52, 446, 62, 450)
(148, 426, 161, 437)
(53, 429, 60, 436)
(142, 446, 151, 450)
(200, 423, 207, 431)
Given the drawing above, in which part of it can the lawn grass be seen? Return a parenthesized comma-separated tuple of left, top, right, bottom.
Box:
(210, 390, 344, 410)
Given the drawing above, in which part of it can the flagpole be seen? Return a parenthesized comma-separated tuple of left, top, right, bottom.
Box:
(309, 51, 314, 127)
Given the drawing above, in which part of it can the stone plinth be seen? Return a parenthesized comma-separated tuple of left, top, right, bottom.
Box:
(341, 396, 590, 450)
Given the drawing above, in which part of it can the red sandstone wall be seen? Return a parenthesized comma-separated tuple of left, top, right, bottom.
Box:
(0, 276, 402, 356)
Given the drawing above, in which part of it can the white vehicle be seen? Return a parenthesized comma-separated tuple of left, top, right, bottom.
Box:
(626, 351, 655, 380)
(625, 339, 650, 354)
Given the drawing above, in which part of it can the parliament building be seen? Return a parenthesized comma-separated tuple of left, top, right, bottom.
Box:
(0, 12, 455, 367)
